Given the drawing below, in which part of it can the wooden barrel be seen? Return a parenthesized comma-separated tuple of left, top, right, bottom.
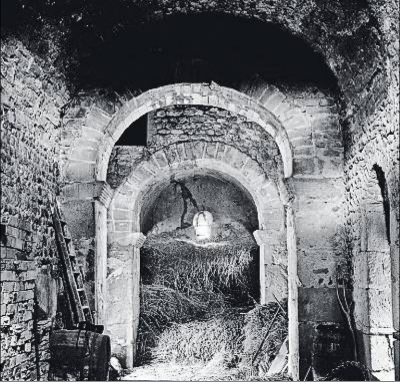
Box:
(50, 329, 111, 381)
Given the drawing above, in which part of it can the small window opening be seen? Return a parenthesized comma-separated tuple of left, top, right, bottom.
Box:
(115, 114, 147, 146)
(373, 164, 391, 244)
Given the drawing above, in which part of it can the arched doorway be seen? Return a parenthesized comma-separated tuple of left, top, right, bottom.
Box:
(136, 173, 261, 366)
(104, 142, 296, 375)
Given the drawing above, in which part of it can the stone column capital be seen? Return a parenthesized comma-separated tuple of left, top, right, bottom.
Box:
(253, 229, 280, 246)
(109, 232, 147, 249)
(95, 182, 113, 208)
(131, 232, 147, 248)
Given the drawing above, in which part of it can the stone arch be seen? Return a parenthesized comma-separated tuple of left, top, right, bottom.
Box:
(109, 142, 286, 235)
(63, 83, 294, 182)
(102, 142, 298, 375)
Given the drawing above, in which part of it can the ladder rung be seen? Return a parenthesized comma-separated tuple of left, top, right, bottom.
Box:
(53, 201, 93, 324)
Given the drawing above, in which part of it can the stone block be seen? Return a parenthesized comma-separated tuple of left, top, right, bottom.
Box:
(353, 287, 370, 332)
(298, 287, 344, 322)
(353, 253, 369, 289)
(17, 290, 34, 302)
(1, 282, 15, 292)
(65, 161, 96, 181)
(35, 272, 57, 319)
(1, 316, 11, 326)
(114, 221, 131, 232)
(24, 342, 32, 353)
(112, 209, 132, 221)
(369, 289, 394, 330)
(152, 150, 169, 168)
(70, 147, 98, 162)
(370, 335, 395, 372)
(293, 157, 315, 175)
(264, 264, 288, 302)
(298, 249, 337, 288)
(367, 250, 392, 290)
(363, 203, 390, 252)
(86, 107, 111, 132)
(296, 212, 341, 251)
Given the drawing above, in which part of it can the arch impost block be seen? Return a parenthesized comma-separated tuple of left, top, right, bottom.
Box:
(132, 232, 147, 248)
(61, 181, 113, 205)
(253, 229, 280, 246)
(96, 182, 114, 208)
(108, 232, 147, 248)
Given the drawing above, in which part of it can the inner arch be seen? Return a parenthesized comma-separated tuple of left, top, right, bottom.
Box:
(136, 172, 264, 366)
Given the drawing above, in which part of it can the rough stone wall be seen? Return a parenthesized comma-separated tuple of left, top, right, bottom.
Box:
(1, 0, 398, 379)
(342, 0, 400, 378)
(1, 37, 69, 381)
(344, 65, 399, 381)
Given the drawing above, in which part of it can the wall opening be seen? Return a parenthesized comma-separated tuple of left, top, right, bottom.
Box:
(354, 165, 395, 380)
(115, 114, 148, 146)
(104, 141, 295, 376)
(373, 164, 391, 244)
(111, 171, 290, 379)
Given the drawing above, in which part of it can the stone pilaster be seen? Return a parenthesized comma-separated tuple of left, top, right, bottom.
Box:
(253, 229, 287, 305)
(60, 181, 113, 323)
(106, 231, 146, 368)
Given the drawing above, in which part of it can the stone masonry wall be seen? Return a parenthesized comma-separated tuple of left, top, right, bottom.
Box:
(1, 37, 69, 381)
(237, 82, 343, 179)
(107, 105, 281, 188)
(344, 73, 399, 379)
(342, 1, 400, 376)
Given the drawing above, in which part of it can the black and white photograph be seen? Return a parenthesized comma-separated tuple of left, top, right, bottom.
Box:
(1, 0, 399, 380)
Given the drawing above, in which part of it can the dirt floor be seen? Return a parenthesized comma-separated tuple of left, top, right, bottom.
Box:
(121, 360, 256, 381)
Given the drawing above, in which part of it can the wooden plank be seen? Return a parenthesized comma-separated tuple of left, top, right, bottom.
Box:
(53, 207, 85, 324)
(266, 337, 288, 376)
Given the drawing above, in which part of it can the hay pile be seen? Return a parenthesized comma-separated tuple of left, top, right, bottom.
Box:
(152, 303, 287, 369)
(137, 224, 288, 379)
(141, 223, 258, 299)
(141, 244, 257, 300)
(153, 309, 246, 364)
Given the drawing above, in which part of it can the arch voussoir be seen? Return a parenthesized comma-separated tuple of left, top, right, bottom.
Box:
(63, 83, 299, 183)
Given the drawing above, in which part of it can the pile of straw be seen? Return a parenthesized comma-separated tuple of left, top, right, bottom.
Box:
(153, 309, 246, 364)
(136, 224, 288, 377)
(141, 240, 258, 299)
(242, 303, 288, 369)
(150, 302, 287, 370)
(137, 285, 228, 364)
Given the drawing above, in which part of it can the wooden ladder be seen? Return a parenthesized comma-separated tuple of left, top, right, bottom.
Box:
(52, 200, 93, 327)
